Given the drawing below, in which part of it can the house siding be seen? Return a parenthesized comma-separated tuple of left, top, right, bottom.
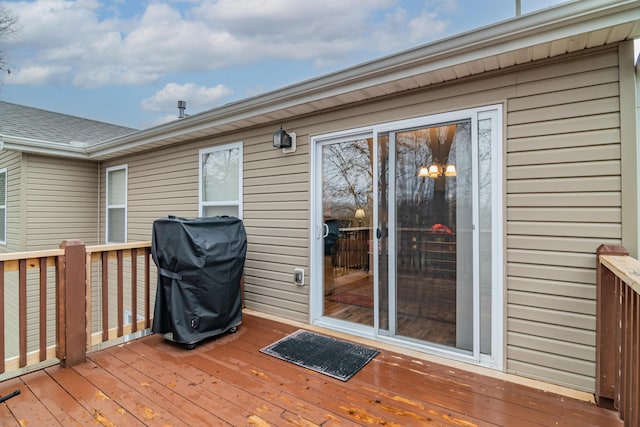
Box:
(0, 150, 23, 359)
(504, 46, 621, 391)
(100, 44, 622, 391)
(25, 154, 99, 249)
(0, 150, 24, 253)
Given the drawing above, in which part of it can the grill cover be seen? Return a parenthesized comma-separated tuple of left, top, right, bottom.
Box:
(151, 216, 246, 344)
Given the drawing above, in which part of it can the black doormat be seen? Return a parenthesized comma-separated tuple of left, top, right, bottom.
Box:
(260, 329, 379, 381)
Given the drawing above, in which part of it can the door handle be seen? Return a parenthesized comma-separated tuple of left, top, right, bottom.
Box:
(376, 228, 382, 239)
(322, 223, 329, 238)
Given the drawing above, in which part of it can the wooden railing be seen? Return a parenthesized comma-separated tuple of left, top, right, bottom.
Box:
(0, 247, 64, 374)
(85, 241, 153, 347)
(596, 244, 639, 426)
(0, 240, 153, 377)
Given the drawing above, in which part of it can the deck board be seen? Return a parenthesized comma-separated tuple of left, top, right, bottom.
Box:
(21, 369, 91, 425)
(0, 312, 624, 426)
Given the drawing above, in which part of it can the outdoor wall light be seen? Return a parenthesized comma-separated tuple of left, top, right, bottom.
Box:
(273, 127, 293, 149)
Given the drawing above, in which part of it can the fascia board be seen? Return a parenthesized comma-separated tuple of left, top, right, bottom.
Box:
(0, 134, 90, 160)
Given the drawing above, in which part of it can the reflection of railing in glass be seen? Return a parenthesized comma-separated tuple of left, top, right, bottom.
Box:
(396, 228, 456, 278)
(333, 228, 370, 272)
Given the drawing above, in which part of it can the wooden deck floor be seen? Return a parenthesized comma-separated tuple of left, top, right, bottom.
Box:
(0, 312, 623, 426)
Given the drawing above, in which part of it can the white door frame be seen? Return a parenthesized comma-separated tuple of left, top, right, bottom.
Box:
(310, 105, 504, 370)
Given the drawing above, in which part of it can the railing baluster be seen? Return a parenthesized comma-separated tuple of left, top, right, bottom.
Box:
(131, 248, 137, 333)
(633, 291, 639, 426)
(56, 253, 65, 361)
(18, 259, 27, 368)
(101, 251, 109, 342)
(623, 287, 635, 424)
(0, 261, 4, 374)
(615, 275, 623, 412)
(39, 257, 47, 362)
(117, 250, 123, 338)
(85, 251, 92, 350)
(145, 247, 151, 329)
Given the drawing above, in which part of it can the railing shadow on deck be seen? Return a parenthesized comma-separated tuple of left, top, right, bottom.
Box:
(0, 240, 153, 379)
(596, 244, 639, 427)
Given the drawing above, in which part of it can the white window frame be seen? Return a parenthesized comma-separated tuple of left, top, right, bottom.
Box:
(0, 168, 6, 245)
(198, 142, 243, 219)
(105, 164, 128, 244)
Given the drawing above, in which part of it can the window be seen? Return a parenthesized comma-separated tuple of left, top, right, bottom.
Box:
(0, 168, 6, 244)
(106, 165, 127, 243)
(199, 142, 243, 218)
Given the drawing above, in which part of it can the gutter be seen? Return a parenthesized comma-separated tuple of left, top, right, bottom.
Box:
(0, 134, 90, 160)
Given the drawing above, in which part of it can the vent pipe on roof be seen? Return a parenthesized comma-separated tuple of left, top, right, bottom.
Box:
(178, 100, 187, 119)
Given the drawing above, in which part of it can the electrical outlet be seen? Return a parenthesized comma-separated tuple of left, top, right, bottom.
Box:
(293, 268, 305, 286)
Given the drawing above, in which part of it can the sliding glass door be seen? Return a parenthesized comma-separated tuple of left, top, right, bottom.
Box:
(313, 106, 502, 367)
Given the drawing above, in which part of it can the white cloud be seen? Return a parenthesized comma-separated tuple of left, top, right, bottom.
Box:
(5, 64, 70, 85)
(2, 0, 452, 88)
(371, 6, 449, 51)
(140, 82, 233, 112)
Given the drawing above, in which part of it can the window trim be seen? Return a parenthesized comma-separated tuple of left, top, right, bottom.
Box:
(198, 141, 243, 219)
(0, 168, 6, 245)
(105, 164, 128, 244)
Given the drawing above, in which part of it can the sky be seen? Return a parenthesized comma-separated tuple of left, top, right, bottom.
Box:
(0, 0, 621, 130)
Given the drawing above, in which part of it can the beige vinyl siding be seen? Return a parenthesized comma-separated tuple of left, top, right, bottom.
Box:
(25, 154, 99, 249)
(243, 136, 310, 321)
(505, 46, 621, 391)
(0, 151, 23, 359)
(0, 150, 24, 253)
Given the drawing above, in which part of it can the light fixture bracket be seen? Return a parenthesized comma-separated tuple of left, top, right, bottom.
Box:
(281, 132, 296, 153)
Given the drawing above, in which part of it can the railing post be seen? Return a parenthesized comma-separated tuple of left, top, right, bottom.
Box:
(57, 240, 87, 367)
(595, 244, 628, 407)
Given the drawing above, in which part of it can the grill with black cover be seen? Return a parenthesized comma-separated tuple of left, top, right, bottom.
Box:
(151, 215, 246, 348)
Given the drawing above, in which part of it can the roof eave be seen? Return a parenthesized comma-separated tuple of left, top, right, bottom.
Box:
(0, 134, 90, 160)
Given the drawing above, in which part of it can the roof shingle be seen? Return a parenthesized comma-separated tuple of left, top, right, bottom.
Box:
(0, 101, 137, 145)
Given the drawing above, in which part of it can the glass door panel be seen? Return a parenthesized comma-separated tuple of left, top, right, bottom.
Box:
(384, 121, 474, 351)
(478, 114, 495, 355)
(320, 138, 374, 327)
(314, 106, 500, 366)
